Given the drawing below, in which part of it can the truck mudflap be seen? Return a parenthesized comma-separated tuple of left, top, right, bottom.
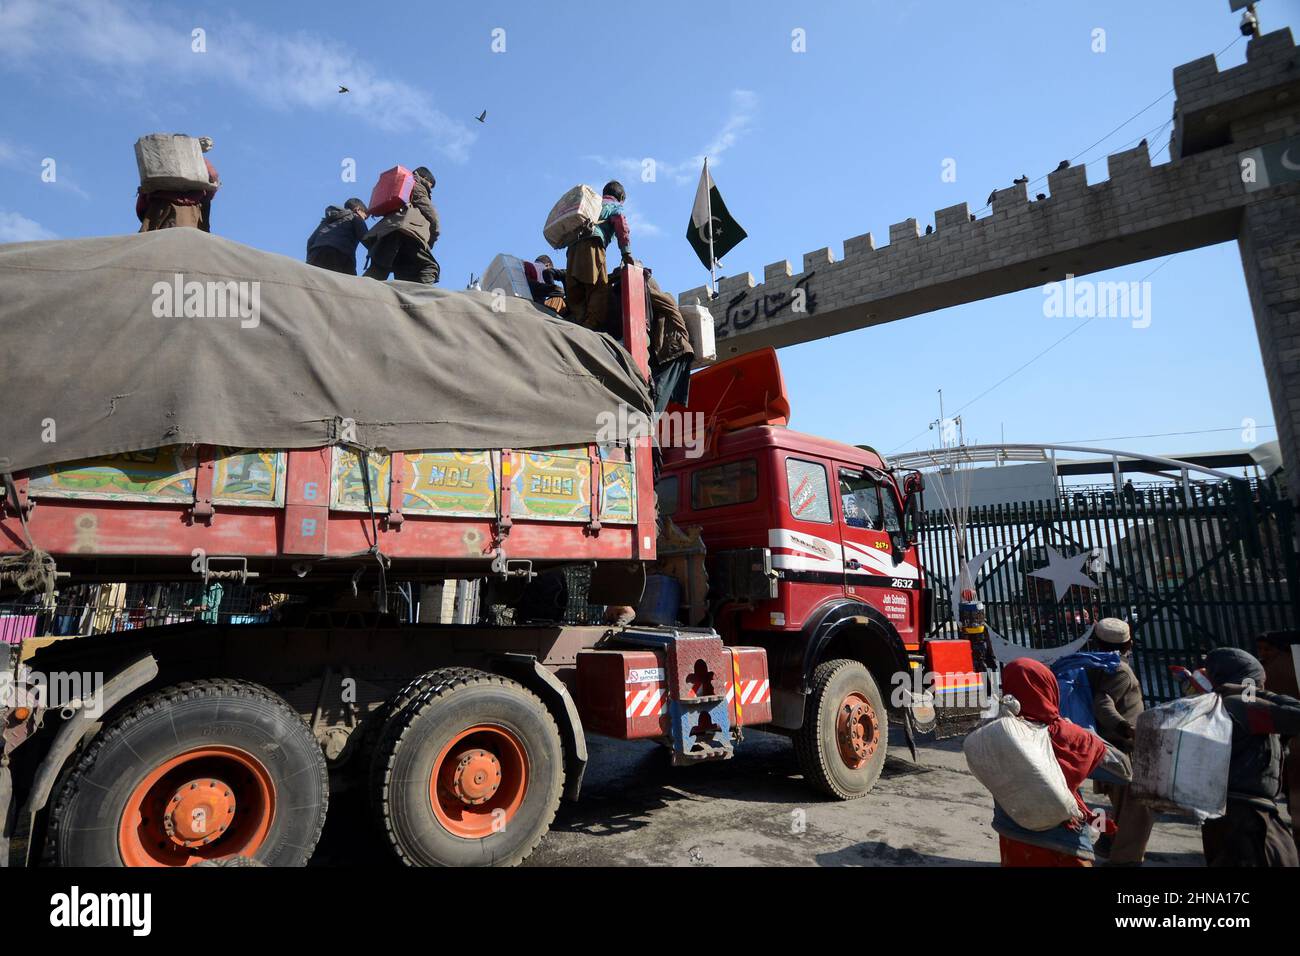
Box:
(576, 632, 771, 760)
(494, 653, 588, 802)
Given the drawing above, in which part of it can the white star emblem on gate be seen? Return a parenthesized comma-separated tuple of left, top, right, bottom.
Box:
(1028, 545, 1100, 602)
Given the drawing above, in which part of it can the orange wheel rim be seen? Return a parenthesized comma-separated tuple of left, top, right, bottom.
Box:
(835, 692, 879, 770)
(117, 746, 276, 867)
(430, 725, 528, 839)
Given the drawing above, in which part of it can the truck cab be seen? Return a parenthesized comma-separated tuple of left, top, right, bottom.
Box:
(661, 423, 924, 643)
(659, 350, 979, 793)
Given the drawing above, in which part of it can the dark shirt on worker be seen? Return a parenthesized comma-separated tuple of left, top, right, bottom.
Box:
(307, 206, 367, 259)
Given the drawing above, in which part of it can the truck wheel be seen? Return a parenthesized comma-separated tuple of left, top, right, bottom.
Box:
(373, 669, 563, 866)
(794, 659, 887, 800)
(362, 666, 482, 828)
(362, 668, 484, 779)
(45, 680, 328, 867)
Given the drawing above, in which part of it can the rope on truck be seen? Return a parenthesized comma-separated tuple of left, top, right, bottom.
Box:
(325, 419, 391, 613)
(1, 472, 58, 599)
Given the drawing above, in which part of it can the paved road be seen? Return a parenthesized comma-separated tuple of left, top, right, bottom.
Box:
(524, 728, 1209, 867)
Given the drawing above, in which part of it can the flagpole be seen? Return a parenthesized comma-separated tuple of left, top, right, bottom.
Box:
(705, 157, 716, 298)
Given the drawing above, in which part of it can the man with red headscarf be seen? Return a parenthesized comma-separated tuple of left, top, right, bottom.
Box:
(992, 658, 1109, 866)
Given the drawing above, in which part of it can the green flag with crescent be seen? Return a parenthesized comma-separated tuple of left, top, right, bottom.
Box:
(686, 161, 747, 270)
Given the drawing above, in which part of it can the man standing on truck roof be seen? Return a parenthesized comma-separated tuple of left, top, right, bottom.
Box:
(645, 268, 694, 414)
(136, 136, 220, 233)
(566, 180, 632, 332)
(362, 166, 440, 284)
(306, 198, 369, 275)
(1086, 617, 1154, 866)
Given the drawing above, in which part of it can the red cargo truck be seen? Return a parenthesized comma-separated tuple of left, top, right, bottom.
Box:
(0, 266, 982, 868)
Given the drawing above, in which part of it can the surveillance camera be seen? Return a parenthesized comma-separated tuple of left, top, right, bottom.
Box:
(1240, 10, 1258, 37)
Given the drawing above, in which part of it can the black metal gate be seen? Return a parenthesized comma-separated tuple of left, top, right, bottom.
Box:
(919, 477, 1299, 702)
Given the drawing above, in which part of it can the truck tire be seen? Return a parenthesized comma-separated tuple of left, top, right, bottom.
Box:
(372, 668, 563, 866)
(45, 679, 328, 867)
(361, 666, 482, 827)
(794, 658, 887, 800)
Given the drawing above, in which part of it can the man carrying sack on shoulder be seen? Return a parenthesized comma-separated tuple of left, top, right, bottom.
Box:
(566, 180, 632, 332)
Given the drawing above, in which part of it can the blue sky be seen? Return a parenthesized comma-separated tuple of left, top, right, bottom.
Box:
(2, 0, 1296, 467)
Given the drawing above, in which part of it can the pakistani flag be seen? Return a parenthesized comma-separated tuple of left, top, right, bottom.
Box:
(687, 160, 747, 270)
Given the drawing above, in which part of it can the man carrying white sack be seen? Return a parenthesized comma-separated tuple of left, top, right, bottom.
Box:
(1087, 617, 1155, 865)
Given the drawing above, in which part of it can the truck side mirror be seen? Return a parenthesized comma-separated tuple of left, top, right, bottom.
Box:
(902, 476, 924, 547)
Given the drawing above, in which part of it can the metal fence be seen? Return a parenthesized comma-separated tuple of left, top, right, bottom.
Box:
(0, 581, 275, 646)
(919, 477, 1299, 702)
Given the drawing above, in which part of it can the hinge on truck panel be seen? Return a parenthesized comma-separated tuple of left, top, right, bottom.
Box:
(189, 447, 216, 524)
(385, 451, 406, 530)
(495, 449, 514, 538)
(585, 444, 602, 536)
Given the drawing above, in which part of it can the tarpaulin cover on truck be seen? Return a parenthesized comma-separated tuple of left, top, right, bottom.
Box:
(0, 230, 650, 474)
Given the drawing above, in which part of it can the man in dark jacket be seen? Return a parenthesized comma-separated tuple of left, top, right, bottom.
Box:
(306, 198, 368, 275)
(1201, 647, 1300, 867)
(528, 254, 567, 313)
(566, 180, 632, 331)
(1256, 631, 1300, 851)
(645, 270, 695, 415)
(1087, 617, 1154, 864)
(363, 166, 440, 284)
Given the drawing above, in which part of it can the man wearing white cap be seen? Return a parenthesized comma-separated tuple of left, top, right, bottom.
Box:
(1088, 617, 1154, 864)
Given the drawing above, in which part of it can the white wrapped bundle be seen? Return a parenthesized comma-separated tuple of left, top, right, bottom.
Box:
(963, 715, 1080, 831)
(134, 134, 210, 192)
(1131, 693, 1232, 818)
(682, 301, 717, 366)
(480, 254, 532, 302)
(543, 185, 602, 250)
